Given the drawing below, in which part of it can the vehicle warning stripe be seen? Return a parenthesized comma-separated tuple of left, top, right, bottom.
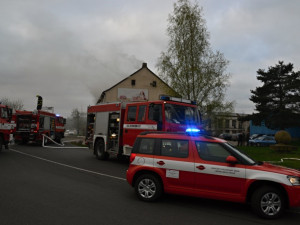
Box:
(123, 124, 157, 130)
(132, 156, 292, 186)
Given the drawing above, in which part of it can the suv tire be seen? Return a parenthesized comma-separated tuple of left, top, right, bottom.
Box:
(135, 174, 162, 202)
(251, 186, 285, 219)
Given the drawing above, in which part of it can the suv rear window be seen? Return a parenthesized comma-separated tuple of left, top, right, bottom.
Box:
(138, 138, 155, 154)
(160, 139, 189, 158)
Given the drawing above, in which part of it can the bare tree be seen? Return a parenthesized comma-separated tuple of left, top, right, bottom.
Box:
(157, 0, 234, 116)
(0, 97, 24, 110)
(70, 108, 86, 135)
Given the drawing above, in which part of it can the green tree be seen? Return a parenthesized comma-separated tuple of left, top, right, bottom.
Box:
(250, 61, 300, 129)
(157, 0, 233, 115)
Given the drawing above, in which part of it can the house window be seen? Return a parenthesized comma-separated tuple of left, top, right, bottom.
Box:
(151, 81, 157, 87)
(225, 119, 230, 128)
(232, 120, 236, 128)
(131, 79, 136, 86)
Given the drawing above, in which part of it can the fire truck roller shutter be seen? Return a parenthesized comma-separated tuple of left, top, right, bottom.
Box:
(95, 111, 110, 136)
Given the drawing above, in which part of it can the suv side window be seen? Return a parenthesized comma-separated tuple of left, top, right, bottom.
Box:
(160, 139, 189, 158)
(195, 141, 231, 163)
(138, 138, 155, 154)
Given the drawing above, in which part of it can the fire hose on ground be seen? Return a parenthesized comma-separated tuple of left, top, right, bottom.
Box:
(42, 134, 88, 149)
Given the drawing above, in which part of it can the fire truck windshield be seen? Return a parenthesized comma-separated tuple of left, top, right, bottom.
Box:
(164, 103, 200, 125)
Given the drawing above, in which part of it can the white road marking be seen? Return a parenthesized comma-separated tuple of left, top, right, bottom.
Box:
(10, 148, 126, 181)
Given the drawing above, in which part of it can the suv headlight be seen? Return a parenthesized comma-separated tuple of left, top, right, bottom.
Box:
(287, 176, 300, 185)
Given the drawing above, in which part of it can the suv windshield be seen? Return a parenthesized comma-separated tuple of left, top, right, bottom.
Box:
(165, 103, 200, 125)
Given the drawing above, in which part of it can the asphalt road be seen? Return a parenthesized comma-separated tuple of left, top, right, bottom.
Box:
(0, 142, 299, 225)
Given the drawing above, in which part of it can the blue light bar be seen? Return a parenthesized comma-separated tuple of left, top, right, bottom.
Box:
(160, 95, 197, 105)
(160, 96, 170, 101)
(186, 128, 201, 133)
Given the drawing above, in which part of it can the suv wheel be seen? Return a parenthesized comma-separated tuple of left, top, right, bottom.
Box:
(251, 186, 285, 219)
(135, 174, 162, 202)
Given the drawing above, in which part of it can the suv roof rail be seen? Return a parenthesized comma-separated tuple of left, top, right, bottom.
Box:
(139, 131, 214, 139)
(139, 131, 185, 136)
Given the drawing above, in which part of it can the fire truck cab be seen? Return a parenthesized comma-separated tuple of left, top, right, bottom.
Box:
(0, 104, 15, 151)
(86, 96, 201, 160)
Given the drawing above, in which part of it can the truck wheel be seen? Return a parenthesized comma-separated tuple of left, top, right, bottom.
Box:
(42, 134, 48, 145)
(22, 138, 28, 144)
(55, 133, 61, 143)
(251, 186, 285, 219)
(0, 136, 3, 152)
(135, 174, 162, 202)
(95, 139, 108, 160)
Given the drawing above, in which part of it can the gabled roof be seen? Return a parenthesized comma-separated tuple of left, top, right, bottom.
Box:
(97, 63, 177, 103)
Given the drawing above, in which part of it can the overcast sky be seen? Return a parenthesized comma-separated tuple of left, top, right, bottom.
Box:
(1, 0, 300, 117)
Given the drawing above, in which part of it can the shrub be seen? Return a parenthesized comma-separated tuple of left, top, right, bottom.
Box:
(275, 130, 291, 144)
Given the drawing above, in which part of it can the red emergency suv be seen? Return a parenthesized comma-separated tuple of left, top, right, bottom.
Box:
(126, 130, 300, 219)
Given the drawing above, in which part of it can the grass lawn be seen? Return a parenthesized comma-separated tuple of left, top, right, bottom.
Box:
(237, 141, 300, 170)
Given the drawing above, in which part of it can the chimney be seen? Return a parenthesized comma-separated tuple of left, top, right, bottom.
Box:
(142, 62, 147, 68)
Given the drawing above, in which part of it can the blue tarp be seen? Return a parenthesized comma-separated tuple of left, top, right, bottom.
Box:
(250, 121, 300, 138)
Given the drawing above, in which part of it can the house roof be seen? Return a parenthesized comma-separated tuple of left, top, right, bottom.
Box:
(97, 63, 177, 103)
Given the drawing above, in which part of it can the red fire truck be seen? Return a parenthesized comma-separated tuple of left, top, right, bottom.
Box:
(55, 115, 66, 142)
(15, 110, 66, 144)
(86, 96, 202, 160)
(0, 104, 15, 151)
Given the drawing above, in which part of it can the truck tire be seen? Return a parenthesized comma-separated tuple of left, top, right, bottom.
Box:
(55, 133, 61, 143)
(135, 174, 162, 202)
(95, 139, 108, 160)
(0, 136, 3, 152)
(251, 186, 285, 219)
(22, 138, 28, 144)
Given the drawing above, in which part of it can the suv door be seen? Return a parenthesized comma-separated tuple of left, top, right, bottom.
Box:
(193, 141, 246, 200)
(154, 139, 194, 190)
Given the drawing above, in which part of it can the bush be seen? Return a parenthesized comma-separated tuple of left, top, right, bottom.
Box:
(275, 130, 291, 144)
